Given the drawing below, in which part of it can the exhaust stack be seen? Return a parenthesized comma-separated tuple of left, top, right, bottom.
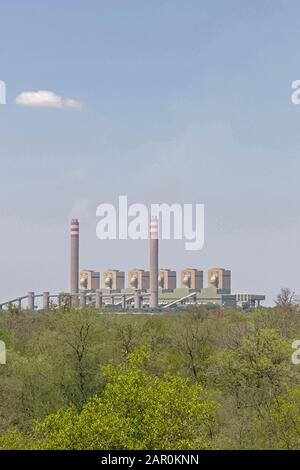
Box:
(149, 216, 159, 308)
(70, 219, 79, 294)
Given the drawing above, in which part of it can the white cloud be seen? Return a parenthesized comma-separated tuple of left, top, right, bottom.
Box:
(15, 90, 82, 109)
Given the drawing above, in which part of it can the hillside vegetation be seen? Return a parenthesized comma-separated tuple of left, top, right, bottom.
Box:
(0, 303, 299, 449)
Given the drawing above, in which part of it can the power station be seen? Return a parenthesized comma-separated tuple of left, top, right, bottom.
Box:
(68, 218, 265, 310)
(0, 218, 265, 311)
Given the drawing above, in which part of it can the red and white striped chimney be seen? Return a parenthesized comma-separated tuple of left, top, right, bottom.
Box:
(149, 216, 159, 308)
(70, 219, 79, 294)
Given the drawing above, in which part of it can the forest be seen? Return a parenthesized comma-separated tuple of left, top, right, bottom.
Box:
(0, 297, 299, 450)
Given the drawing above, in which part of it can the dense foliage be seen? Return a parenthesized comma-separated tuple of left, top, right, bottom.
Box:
(0, 303, 299, 449)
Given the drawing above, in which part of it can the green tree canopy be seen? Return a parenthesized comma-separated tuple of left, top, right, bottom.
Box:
(2, 349, 216, 450)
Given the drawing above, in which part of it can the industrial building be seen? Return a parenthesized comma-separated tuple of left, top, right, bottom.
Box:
(0, 218, 265, 312)
(72, 219, 265, 310)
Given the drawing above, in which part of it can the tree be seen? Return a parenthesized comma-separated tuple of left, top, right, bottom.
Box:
(171, 313, 214, 382)
(275, 288, 296, 307)
(3, 349, 216, 450)
(38, 309, 105, 410)
(262, 387, 300, 449)
(0, 306, 299, 450)
(207, 328, 296, 449)
(210, 328, 293, 408)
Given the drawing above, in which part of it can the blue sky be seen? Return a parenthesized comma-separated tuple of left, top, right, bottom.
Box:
(0, 0, 299, 304)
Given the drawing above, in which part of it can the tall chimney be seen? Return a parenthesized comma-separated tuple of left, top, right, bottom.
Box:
(149, 216, 158, 308)
(70, 219, 79, 294)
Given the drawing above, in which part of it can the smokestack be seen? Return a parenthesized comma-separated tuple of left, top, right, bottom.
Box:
(70, 219, 79, 294)
(149, 216, 158, 308)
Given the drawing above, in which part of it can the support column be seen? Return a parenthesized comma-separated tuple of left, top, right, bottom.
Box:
(72, 295, 79, 308)
(134, 292, 141, 309)
(43, 292, 50, 310)
(95, 292, 103, 308)
(122, 295, 126, 310)
(28, 292, 34, 310)
(79, 292, 86, 308)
